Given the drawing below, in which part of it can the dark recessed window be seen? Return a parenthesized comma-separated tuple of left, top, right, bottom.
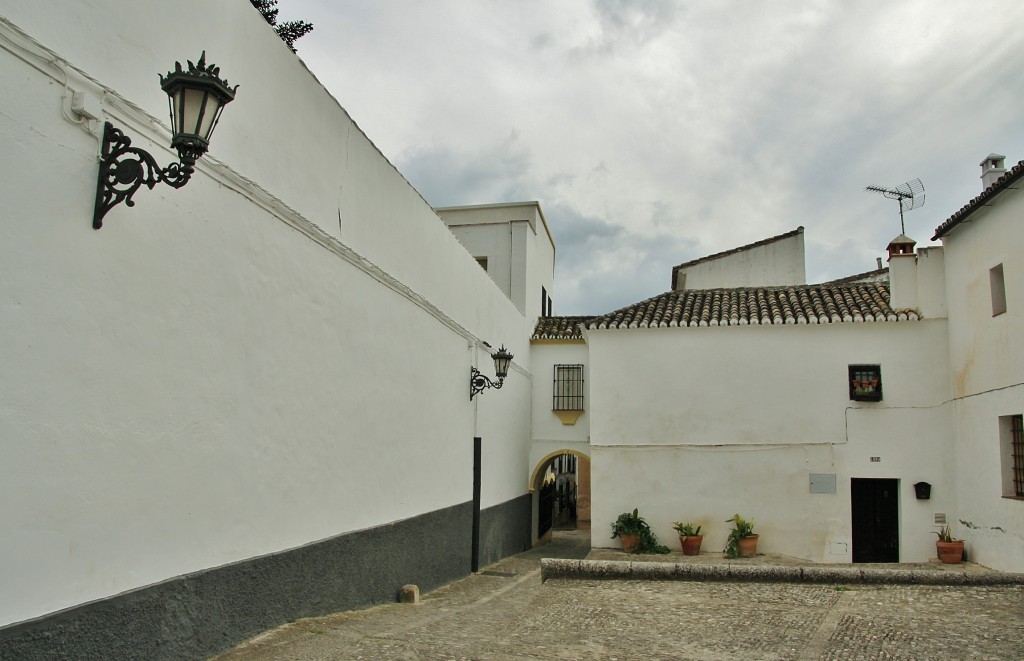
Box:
(849, 365, 882, 402)
(475, 257, 488, 272)
(1002, 414, 1024, 498)
(991, 264, 1007, 316)
(553, 364, 584, 411)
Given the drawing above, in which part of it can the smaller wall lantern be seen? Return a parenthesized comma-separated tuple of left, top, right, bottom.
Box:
(914, 481, 931, 500)
(849, 364, 883, 402)
(470, 345, 513, 400)
(93, 52, 238, 229)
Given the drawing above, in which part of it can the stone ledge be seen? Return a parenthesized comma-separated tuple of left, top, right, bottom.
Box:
(540, 558, 1024, 586)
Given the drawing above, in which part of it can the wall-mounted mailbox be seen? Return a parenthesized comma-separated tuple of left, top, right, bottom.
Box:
(914, 481, 931, 500)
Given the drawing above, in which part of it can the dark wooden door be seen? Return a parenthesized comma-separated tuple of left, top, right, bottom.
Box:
(851, 478, 899, 563)
(538, 482, 555, 538)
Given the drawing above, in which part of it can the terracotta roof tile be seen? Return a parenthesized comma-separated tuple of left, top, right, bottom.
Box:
(933, 159, 1024, 240)
(531, 315, 592, 340)
(585, 283, 920, 331)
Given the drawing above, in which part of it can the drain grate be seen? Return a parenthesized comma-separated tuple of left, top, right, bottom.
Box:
(479, 570, 517, 578)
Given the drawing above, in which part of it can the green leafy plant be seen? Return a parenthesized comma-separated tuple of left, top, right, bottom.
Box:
(251, 0, 314, 52)
(672, 522, 702, 536)
(610, 508, 670, 554)
(724, 513, 756, 559)
(935, 525, 959, 543)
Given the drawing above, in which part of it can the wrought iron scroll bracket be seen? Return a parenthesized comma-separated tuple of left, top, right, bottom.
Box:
(92, 121, 198, 229)
(470, 367, 505, 400)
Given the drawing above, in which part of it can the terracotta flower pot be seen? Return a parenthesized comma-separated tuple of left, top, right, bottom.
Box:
(680, 534, 704, 556)
(737, 534, 759, 558)
(619, 533, 640, 553)
(936, 540, 964, 564)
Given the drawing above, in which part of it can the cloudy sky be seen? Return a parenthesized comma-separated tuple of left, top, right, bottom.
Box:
(284, 0, 1024, 315)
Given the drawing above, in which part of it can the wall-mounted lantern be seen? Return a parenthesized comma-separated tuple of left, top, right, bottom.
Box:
(470, 345, 513, 400)
(914, 481, 932, 500)
(93, 52, 238, 229)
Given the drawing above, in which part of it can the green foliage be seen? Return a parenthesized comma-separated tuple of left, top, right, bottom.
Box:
(672, 522, 702, 536)
(610, 508, 670, 554)
(723, 513, 756, 559)
(251, 0, 314, 53)
(935, 525, 958, 543)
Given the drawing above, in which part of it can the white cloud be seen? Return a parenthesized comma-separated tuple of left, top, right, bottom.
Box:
(288, 0, 1024, 314)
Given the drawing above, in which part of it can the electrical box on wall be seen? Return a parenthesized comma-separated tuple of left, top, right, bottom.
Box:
(809, 473, 837, 493)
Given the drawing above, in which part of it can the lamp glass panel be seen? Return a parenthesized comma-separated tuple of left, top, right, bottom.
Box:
(197, 96, 221, 141)
(180, 87, 207, 137)
(171, 88, 186, 134)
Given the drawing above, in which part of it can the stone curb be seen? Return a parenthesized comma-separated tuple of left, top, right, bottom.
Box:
(540, 558, 1024, 586)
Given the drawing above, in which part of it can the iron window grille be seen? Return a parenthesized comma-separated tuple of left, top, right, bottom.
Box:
(1012, 414, 1024, 497)
(849, 365, 882, 402)
(553, 364, 584, 411)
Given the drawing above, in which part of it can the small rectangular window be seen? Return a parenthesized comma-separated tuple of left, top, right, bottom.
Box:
(849, 365, 882, 402)
(990, 264, 1007, 316)
(541, 286, 548, 317)
(1000, 414, 1024, 498)
(475, 257, 488, 272)
(553, 364, 584, 410)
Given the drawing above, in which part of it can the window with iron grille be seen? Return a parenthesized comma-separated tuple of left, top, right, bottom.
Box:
(848, 364, 882, 401)
(553, 364, 584, 411)
(1004, 414, 1024, 498)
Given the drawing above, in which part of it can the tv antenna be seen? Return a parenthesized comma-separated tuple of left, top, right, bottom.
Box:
(865, 178, 925, 235)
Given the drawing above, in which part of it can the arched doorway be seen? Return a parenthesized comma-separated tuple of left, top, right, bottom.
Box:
(530, 450, 591, 543)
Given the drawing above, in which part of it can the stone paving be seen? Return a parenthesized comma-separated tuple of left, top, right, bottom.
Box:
(213, 530, 1024, 660)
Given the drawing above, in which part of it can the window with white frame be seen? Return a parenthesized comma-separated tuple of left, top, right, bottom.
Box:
(553, 364, 584, 411)
(1001, 414, 1024, 498)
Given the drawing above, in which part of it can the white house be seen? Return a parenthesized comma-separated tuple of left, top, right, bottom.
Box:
(931, 154, 1024, 571)
(529, 155, 1023, 573)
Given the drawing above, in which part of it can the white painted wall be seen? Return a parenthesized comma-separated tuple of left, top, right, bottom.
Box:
(940, 183, 1024, 572)
(0, 3, 534, 626)
(586, 320, 954, 563)
(529, 342, 591, 482)
(437, 202, 555, 319)
(675, 229, 806, 290)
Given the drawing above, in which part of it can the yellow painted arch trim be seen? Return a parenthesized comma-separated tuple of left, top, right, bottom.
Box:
(529, 449, 590, 492)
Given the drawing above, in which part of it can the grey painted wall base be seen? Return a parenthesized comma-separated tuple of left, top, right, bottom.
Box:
(0, 494, 531, 660)
(478, 493, 533, 568)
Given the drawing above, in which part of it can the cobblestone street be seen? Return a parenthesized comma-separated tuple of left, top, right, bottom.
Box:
(215, 530, 1024, 660)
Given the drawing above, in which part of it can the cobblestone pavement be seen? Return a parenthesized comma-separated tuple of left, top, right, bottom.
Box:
(214, 530, 1024, 661)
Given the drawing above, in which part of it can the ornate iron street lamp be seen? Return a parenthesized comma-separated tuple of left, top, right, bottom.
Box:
(470, 345, 513, 400)
(93, 52, 238, 229)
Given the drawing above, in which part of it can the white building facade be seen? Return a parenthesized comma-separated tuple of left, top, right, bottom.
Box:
(0, 2, 550, 657)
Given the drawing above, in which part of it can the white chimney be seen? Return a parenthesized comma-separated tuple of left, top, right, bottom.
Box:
(887, 234, 918, 310)
(981, 153, 1006, 190)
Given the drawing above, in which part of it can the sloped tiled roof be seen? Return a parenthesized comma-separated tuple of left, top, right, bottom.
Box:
(933, 159, 1024, 240)
(531, 315, 593, 340)
(585, 283, 920, 330)
(671, 226, 804, 289)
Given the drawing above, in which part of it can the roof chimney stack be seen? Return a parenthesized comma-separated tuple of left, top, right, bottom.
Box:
(980, 153, 1006, 190)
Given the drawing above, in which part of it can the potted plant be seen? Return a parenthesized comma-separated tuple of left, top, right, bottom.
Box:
(935, 525, 964, 564)
(724, 513, 758, 558)
(610, 508, 670, 554)
(672, 522, 704, 556)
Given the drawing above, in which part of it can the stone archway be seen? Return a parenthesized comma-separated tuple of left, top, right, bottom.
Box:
(530, 450, 591, 542)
